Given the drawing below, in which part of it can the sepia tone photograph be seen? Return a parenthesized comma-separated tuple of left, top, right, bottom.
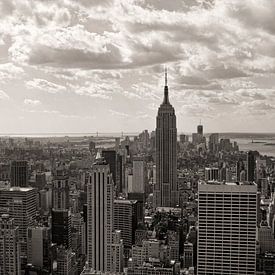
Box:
(0, 0, 274, 274)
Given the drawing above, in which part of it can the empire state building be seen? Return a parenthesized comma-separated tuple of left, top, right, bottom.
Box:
(153, 70, 179, 208)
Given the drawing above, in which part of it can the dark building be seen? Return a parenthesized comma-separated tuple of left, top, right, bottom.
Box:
(257, 253, 275, 275)
(236, 160, 245, 182)
(52, 164, 70, 210)
(35, 172, 46, 190)
(51, 209, 71, 249)
(128, 192, 144, 223)
(247, 151, 258, 182)
(10, 160, 28, 187)
(116, 154, 123, 193)
(153, 70, 178, 208)
(102, 150, 117, 186)
(114, 199, 138, 251)
(197, 124, 203, 135)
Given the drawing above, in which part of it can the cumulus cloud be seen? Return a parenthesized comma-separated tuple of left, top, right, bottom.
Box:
(24, 99, 41, 105)
(25, 78, 66, 93)
(0, 0, 275, 132)
(0, 90, 9, 100)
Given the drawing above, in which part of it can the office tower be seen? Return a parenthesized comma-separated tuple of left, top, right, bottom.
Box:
(102, 150, 117, 185)
(208, 133, 219, 153)
(114, 199, 138, 252)
(0, 187, 37, 267)
(87, 154, 114, 272)
(257, 221, 275, 253)
(198, 182, 257, 275)
(52, 209, 72, 249)
(27, 226, 51, 271)
(204, 167, 219, 181)
(89, 141, 96, 155)
(236, 159, 245, 181)
(111, 230, 124, 273)
(56, 246, 77, 275)
(0, 163, 10, 181)
(183, 242, 193, 269)
(35, 172, 46, 190)
(128, 192, 145, 223)
(0, 214, 20, 275)
(132, 156, 147, 193)
(167, 230, 179, 261)
(179, 134, 187, 143)
(247, 151, 259, 182)
(197, 124, 203, 135)
(10, 160, 28, 187)
(154, 70, 178, 208)
(116, 153, 123, 193)
(52, 164, 69, 210)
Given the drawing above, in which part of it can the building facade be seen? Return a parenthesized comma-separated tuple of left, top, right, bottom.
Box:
(197, 182, 257, 274)
(154, 72, 178, 208)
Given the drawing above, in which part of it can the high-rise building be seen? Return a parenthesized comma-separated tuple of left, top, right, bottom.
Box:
(154, 71, 178, 208)
(27, 226, 52, 272)
(247, 151, 258, 182)
(52, 164, 70, 210)
(0, 214, 20, 275)
(111, 230, 124, 273)
(132, 156, 147, 193)
(197, 124, 203, 135)
(52, 209, 72, 249)
(87, 154, 114, 272)
(10, 160, 28, 187)
(204, 167, 219, 181)
(102, 150, 117, 186)
(0, 187, 37, 268)
(197, 182, 257, 275)
(208, 133, 219, 153)
(114, 199, 138, 251)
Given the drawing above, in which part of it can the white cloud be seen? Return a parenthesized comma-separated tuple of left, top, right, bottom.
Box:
(24, 98, 41, 105)
(0, 90, 9, 100)
(25, 78, 66, 93)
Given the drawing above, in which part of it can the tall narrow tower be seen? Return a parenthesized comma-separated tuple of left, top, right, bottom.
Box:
(87, 153, 114, 272)
(154, 69, 178, 208)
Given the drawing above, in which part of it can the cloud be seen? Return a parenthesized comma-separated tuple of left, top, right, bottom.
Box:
(24, 98, 41, 105)
(0, 63, 24, 81)
(109, 109, 130, 118)
(0, 90, 9, 100)
(25, 78, 66, 93)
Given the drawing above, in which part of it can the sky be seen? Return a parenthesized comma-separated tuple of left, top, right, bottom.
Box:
(0, 0, 275, 134)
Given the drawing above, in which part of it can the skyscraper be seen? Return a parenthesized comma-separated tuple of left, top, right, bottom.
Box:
(114, 199, 138, 252)
(87, 153, 114, 272)
(197, 182, 257, 274)
(0, 187, 37, 268)
(27, 226, 52, 272)
(51, 163, 72, 250)
(247, 151, 258, 182)
(0, 214, 20, 275)
(10, 160, 28, 187)
(132, 156, 147, 193)
(208, 133, 219, 153)
(52, 164, 70, 210)
(154, 70, 178, 208)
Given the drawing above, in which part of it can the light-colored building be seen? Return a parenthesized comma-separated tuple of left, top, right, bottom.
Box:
(0, 187, 37, 267)
(87, 154, 114, 272)
(204, 167, 219, 181)
(132, 157, 147, 193)
(27, 226, 51, 270)
(197, 182, 257, 275)
(0, 214, 20, 275)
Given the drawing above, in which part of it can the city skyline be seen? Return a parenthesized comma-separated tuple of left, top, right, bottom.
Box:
(0, 0, 275, 133)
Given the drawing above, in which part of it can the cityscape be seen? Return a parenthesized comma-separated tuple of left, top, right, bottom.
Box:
(1, 0, 275, 275)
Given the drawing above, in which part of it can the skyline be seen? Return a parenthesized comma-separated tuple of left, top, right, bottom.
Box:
(1, 0, 275, 133)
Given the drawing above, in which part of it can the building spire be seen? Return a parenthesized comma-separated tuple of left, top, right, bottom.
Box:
(163, 66, 169, 104)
